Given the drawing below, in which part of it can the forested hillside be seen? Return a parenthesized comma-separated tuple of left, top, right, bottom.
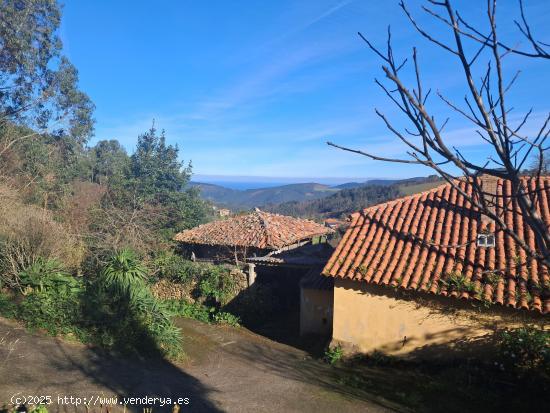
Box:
(190, 181, 338, 208)
(266, 176, 443, 219)
(265, 184, 401, 218)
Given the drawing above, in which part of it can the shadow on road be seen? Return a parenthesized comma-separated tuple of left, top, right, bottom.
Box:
(0, 318, 221, 413)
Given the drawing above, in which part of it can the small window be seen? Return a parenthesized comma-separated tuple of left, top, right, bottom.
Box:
(477, 233, 495, 247)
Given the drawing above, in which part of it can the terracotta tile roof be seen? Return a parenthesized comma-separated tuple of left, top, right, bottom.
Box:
(323, 177, 550, 314)
(174, 209, 333, 250)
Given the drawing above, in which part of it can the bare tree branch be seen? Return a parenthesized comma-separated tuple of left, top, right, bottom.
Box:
(328, 0, 550, 271)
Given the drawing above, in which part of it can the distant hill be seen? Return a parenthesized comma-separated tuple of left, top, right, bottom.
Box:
(265, 185, 401, 219)
(266, 175, 444, 219)
(332, 176, 440, 189)
(366, 176, 441, 186)
(189, 182, 339, 209)
(332, 182, 366, 190)
(190, 175, 444, 213)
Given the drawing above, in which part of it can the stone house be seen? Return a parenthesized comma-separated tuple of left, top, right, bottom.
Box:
(174, 209, 333, 292)
(318, 176, 549, 355)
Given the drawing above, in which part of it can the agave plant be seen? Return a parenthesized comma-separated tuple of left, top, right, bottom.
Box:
(100, 249, 148, 297)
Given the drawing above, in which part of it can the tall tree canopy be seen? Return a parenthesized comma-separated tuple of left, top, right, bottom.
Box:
(129, 125, 191, 202)
(92, 139, 129, 184)
(104, 125, 211, 240)
(0, 0, 94, 144)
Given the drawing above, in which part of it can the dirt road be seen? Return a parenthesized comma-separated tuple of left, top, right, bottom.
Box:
(0, 317, 397, 412)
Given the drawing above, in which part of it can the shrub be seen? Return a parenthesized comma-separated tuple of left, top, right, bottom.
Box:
(163, 299, 240, 326)
(0, 190, 85, 288)
(152, 254, 237, 306)
(152, 251, 195, 283)
(497, 326, 550, 377)
(90, 250, 182, 358)
(443, 272, 478, 295)
(0, 292, 18, 318)
(163, 299, 213, 323)
(5, 251, 184, 358)
(213, 311, 241, 327)
(16, 259, 84, 336)
(19, 258, 80, 294)
(197, 264, 236, 305)
(100, 249, 148, 296)
(18, 290, 83, 336)
(324, 345, 344, 365)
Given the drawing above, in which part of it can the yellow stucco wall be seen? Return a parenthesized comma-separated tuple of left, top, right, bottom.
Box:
(332, 278, 534, 356)
(300, 288, 333, 336)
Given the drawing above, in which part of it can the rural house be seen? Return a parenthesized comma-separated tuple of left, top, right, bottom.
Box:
(174, 207, 332, 282)
(174, 209, 334, 335)
(321, 176, 550, 355)
(174, 208, 332, 263)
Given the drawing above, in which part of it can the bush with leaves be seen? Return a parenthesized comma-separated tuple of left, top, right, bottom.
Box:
(152, 254, 238, 306)
(197, 264, 236, 306)
(16, 259, 84, 336)
(163, 299, 240, 326)
(324, 345, 344, 365)
(163, 299, 214, 324)
(497, 326, 549, 377)
(100, 249, 148, 296)
(213, 311, 241, 327)
(152, 251, 195, 284)
(0, 291, 18, 319)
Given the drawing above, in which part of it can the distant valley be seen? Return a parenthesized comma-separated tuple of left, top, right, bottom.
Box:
(190, 175, 443, 217)
(189, 182, 340, 209)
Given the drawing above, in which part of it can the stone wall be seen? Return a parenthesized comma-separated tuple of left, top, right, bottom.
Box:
(151, 267, 248, 303)
(151, 279, 194, 301)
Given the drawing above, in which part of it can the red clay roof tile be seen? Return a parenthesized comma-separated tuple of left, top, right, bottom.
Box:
(322, 177, 550, 314)
(174, 209, 333, 250)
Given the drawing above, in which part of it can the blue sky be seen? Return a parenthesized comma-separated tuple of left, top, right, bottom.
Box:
(61, 0, 550, 180)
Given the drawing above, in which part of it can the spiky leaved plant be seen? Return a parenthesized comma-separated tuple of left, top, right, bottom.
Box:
(100, 249, 147, 298)
(99, 249, 182, 357)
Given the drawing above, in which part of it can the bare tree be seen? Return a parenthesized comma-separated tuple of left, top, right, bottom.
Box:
(328, 0, 550, 269)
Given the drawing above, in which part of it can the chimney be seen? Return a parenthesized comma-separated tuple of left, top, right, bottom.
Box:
(478, 174, 499, 226)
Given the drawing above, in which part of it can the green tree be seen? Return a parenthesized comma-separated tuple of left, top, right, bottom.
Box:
(91, 139, 129, 184)
(105, 125, 211, 237)
(129, 125, 190, 202)
(0, 0, 94, 145)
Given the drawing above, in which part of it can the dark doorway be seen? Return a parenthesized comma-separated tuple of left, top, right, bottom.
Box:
(226, 265, 309, 348)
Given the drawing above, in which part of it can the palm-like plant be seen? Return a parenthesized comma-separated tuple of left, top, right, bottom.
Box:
(100, 249, 148, 297)
(99, 249, 182, 357)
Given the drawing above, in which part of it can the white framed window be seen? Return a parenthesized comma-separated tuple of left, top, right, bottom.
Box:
(477, 233, 495, 247)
